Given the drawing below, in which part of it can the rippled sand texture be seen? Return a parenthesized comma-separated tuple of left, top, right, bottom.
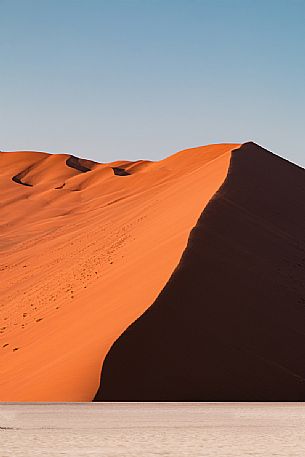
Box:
(1, 403, 305, 456)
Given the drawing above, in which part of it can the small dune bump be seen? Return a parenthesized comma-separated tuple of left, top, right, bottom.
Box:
(55, 183, 65, 189)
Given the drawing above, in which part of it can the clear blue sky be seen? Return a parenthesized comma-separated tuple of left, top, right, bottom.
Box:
(1, 0, 305, 166)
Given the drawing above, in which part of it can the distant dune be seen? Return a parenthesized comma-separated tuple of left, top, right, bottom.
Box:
(95, 143, 305, 401)
(0, 143, 237, 401)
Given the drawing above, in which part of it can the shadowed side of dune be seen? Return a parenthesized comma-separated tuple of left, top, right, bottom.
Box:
(112, 167, 131, 176)
(10, 154, 48, 187)
(95, 142, 305, 401)
(12, 174, 33, 187)
(66, 155, 96, 173)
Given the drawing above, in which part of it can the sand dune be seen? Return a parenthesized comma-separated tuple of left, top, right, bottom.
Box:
(96, 143, 305, 401)
(0, 144, 237, 401)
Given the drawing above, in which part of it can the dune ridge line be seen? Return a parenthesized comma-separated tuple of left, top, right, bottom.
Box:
(95, 142, 305, 402)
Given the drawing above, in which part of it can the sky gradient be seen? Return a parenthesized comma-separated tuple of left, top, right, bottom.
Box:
(1, 0, 305, 166)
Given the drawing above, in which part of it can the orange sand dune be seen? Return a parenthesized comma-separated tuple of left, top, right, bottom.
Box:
(0, 144, 238, 401)
(96, 143, 305, 401)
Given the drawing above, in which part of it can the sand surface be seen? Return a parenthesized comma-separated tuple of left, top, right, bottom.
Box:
(97, 143, 305, 401)
(1, 403, 305, 456)
(0, 143, 237, 401)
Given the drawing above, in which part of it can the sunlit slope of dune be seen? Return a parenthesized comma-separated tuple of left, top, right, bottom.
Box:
(96, 142, 305, 402)
(0, 144, 236, 401)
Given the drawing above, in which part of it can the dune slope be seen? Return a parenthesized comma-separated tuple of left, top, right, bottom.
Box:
(96, 142, 305, 401)
(0, 144, 237, 401)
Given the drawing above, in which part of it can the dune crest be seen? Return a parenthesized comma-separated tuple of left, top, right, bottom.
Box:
(0, 143, 237, 401)
(95, 142, 305, 401)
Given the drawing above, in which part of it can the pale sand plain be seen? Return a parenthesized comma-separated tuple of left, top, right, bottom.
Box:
(1, 403, 305, 456)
